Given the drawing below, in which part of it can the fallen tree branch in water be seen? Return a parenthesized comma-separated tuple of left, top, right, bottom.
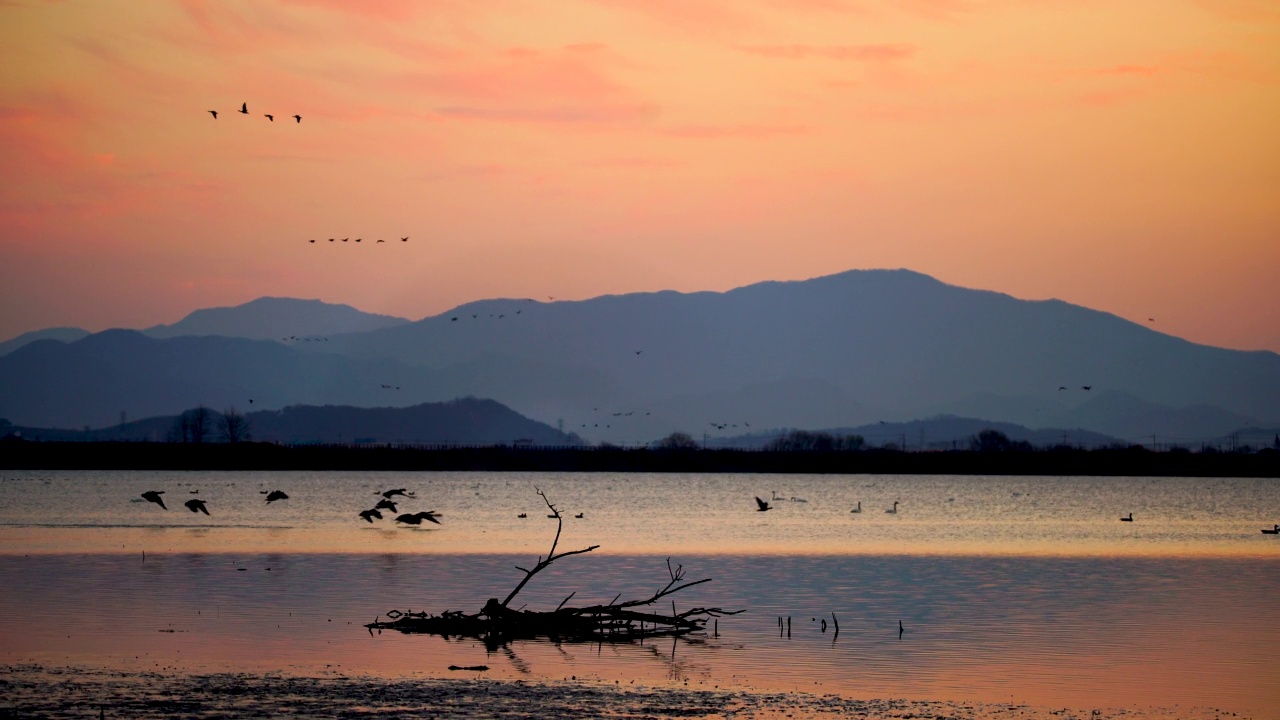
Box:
(366, 489, 741, 646)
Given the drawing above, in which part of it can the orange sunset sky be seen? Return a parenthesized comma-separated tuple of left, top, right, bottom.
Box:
(1, 0, 1277, 351)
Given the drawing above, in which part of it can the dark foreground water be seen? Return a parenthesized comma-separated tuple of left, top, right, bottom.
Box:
(1, 471, 1277, 718)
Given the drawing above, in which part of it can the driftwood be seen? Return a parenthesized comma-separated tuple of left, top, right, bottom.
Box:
(366, 488, 741, 646)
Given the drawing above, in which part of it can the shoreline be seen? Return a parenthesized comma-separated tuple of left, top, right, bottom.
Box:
(4, 440, 1278, 476)
(0, 664, 1248, 720)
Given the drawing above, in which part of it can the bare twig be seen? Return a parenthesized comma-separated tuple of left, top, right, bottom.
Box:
(500, 487, 599, 607)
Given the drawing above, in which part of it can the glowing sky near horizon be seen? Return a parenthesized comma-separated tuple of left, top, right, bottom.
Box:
(1, 0, 1277, 351)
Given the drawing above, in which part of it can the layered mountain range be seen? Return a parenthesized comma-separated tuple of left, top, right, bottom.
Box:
(3, 269, 1276, 445)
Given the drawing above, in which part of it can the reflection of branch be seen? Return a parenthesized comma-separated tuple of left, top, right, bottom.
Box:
(502, 645, 530, 675)
(501, 488, 599, 608)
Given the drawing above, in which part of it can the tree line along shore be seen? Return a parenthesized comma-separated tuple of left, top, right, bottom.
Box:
(2, 438, 1276, 476)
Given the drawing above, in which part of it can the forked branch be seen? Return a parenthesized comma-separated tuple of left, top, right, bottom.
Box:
(500, 487, 599, 607)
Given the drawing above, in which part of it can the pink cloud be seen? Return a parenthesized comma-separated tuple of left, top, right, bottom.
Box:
(435, 103, 659, 126)
(585, 0, 756, 35)
(276, 0, 422, 22)
(660, 123, 808, 139)
(735, 43, 915, 61)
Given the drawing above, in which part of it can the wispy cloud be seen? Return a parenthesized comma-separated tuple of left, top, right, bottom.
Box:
(436, 103, 660, 126)
(659, 123, 808, 139)
(735, 43, 915, 61)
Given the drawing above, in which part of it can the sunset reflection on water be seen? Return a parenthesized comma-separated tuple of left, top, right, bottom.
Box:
(1, 471, 1277, 717)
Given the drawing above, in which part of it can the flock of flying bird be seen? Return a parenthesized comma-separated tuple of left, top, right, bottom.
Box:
(139, 486, 443, 527)
(309, 237, 410, 244)
(208, 102, 300, 123)
(357, 488, 441, 526)
(139, 488, 288, 516)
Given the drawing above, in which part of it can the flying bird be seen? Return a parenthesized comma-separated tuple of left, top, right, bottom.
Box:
(376, 239, 385, 243)
(265, 490, 289, 503)
(396, 511, 441, 526)
(401, 236, 409, 242)
(208, 110, 217, 119)
(359, 509, 383, 523)
(382, 488, 414, 499)
(239, 102, 248, 114)
(755, 496, 771, 512)
(141, 491, 167, 510)
(1082, 386, 1092, 391)
(375, 498, 398, 513)
(264, 114, 274, 121)
(184, 499, 210, 515)
(293, 114, 302, 123)
(309, 239, 316, 243)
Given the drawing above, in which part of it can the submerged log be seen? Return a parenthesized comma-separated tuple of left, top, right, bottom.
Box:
(367, 489, 741, 646)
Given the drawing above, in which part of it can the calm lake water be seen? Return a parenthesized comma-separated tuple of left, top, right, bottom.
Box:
(1, 471, 1278, 717)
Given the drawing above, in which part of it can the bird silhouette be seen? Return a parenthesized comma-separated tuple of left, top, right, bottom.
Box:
(850, 502, 861, 513)
(574, 512, 584, 519)
(1262, 525, 1279, 535)
(396, 511, 441, 525)
(886, 501, 899, 514)
(517, 513, 527, 518)
(264, 114, 274, 121)
(377, 239, 385, 243)
(359, 509, 383, 523)
(375, 499, 398, 513)
(382, 488, 414, 499)
(141, 491, 166, 510)
(401, 236, 409, 242)
(309, 239, 316, 243)
(239, 102, 248, 114)
(208, 110, 217, 119)
(755, 496, 771, 512)
(1120, 512, 1133, 522)
(265, 490, 289, 503)
(1082, 385, 1092, 391)
(184, 499, 210, 515)
(293, 114, 302, 123)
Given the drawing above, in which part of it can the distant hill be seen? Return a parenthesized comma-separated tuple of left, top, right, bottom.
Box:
(0, 327, 90, 357)
(2, 269, 1278, 443)
(244, 398, 579, 445)
(143, 297, 410, 341)
(0, 398, 579, 446)
(710, 415, 1125, 451)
